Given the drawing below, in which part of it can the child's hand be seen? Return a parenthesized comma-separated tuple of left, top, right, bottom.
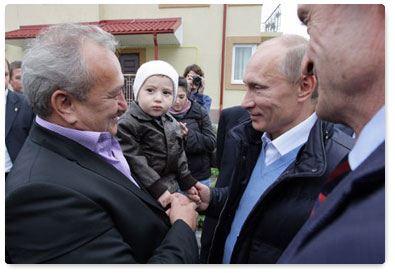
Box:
(157, 190, 171, 208)
(185, 186, 200, 203)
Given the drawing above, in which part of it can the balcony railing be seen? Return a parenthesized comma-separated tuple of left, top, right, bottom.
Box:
(264, 4, 282, 32)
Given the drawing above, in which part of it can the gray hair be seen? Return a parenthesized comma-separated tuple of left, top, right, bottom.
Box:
(22, 23, 118, 117)
(260, 35, 317, 102)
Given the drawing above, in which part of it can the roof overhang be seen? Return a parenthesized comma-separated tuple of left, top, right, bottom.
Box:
(5, 18, 183, 49)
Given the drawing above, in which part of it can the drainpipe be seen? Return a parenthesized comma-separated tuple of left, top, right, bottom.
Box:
(219, 4, 227, 114)
(153, 32, 158, 60)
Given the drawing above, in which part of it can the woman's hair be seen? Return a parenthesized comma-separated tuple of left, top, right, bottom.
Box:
(182, 64, 205, 78)
(22, 23, 118, 117)
(178, 77, 190, 96)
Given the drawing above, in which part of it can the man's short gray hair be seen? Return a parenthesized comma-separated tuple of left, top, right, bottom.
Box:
(22, 23, 118, 117)
(260, 34, 317, 102)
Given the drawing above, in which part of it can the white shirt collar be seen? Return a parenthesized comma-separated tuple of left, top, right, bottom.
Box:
(262, 112, 317, 165)
(348, 106, 385, 170)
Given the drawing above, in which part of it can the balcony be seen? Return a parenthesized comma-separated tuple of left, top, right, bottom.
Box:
(264, 4, 281, 32)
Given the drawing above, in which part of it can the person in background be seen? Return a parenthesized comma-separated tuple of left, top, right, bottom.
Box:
(9, 61, 23, 93)
(194, 34, 353, 263)
(199, 105, 250, 263)
(5, 59, 34, 179)
(183, 64, 212, 112)
(5, 23, 198, 263)
(278, 4, 385, 263)
(117, 61, 199, 208)
(170, 77, 216, 188)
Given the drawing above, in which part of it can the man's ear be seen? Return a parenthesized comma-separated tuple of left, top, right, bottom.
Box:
(298, 75, 316, 102)
(50, 90, 78, 125)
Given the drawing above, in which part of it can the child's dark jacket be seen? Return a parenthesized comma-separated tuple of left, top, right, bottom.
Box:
(117, 101, 196, 199)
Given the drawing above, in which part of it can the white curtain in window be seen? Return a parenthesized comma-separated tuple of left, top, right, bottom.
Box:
(234, 47, 252, 81)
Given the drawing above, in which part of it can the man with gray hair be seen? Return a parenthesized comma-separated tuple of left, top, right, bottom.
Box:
(278, 4, 384, 264)
(195, 34, 353, 263)
(5, 23, 198, 264)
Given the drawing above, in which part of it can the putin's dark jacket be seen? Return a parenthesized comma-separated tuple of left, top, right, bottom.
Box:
(205, 119, 354, 263)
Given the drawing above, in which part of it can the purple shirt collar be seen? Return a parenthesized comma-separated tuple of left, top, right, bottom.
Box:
(36, 116, 139, 188)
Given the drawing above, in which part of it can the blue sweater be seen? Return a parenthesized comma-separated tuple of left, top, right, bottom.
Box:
(223, 144, 302, 263)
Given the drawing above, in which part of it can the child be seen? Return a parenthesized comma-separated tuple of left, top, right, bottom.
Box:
(117, 60, 198, 208)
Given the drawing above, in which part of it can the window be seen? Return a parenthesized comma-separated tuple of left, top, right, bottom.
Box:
(225, 36, 261, 90)
(231, 44, 257, 84)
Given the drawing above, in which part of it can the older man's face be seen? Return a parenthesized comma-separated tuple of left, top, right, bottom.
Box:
(72, 40, 127, 136)
(298, 4, 384, 122)
(241, 44, 301, 140)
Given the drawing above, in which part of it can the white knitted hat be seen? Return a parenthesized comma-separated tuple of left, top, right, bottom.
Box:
(133, 60, 179, 104)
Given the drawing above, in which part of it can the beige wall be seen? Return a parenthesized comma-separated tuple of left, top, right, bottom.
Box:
(222, 5, 263, 109)
(5, 4, 263, 122)
(5, 4, 100, 27)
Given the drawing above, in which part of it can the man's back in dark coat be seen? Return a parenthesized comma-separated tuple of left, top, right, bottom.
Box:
(278, 143, 384, 263)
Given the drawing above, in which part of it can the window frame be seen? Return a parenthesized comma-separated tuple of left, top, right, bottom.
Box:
(231, 44, 257, 84)
(225, 36, 261, 91)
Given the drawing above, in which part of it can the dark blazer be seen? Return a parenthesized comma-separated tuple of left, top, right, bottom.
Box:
(278, 142, 384, 264)
(215, 105, 250, 171)
(5, 122, 198, 263)
(200, 106, 249, 263)
(5, 90, 34, 163)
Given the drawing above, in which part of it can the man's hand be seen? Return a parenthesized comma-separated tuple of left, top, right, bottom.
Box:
(157, 190, 171, 208)
(166, 193, 198, 231)
(194, 182, 211, 211)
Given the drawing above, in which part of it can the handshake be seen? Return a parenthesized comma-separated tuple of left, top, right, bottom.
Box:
(162, 182, 211, 232)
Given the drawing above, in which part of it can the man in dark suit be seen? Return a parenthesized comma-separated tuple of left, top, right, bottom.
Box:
(5, 59, 34, 178)
(5, 23, 199, 263)
(278, 5, 384, 263)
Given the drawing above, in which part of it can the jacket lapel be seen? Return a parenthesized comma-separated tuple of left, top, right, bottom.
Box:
(5, 91, 21, 137)
(30, 122, 164, 212)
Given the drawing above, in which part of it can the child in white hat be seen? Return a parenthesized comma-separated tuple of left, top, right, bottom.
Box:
(116, 60, 199, 208)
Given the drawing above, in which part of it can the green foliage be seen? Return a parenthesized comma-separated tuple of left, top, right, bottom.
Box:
(211, 167, 219, 178)
(212, 124, 218, 135)
(198, 215, 206, 228)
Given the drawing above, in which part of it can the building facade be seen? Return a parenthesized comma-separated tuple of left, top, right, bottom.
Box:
(5, 4, 275, 122)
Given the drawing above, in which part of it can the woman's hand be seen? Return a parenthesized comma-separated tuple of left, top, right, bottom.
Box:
(179, 122, 188, 137)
